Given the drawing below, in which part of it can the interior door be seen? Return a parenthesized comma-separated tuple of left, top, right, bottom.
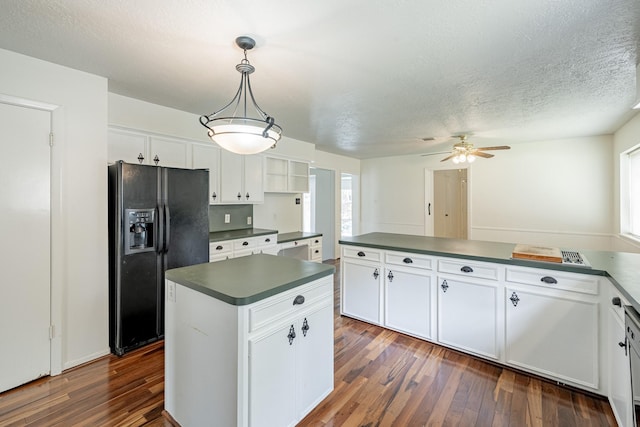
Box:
(434, 169, 468, 239)
(0, 102, 51, 392)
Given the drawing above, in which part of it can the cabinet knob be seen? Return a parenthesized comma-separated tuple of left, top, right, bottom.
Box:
(287, 325, 296, 345)
(357, 251, 365, 257)
(540, 276, 557, 284)
(510, 292, 520, 307)
(293, 295, 305, 305)
(265, 238, 271, 243)
(387, 271, 394, 282)
(403, 257, 413, 264)
(612, 297, 622, 307)
(246, 192, 250, 200)
(302, 318, 310, 337)
(242, 241, 249, 246)
(212, 192, 217, 201)
(237, 192, 242, 200)
(215, 245, 223, 251)
(373, 268, 379, 280)
(460, 266, 473, 273)
(441, 279, 449, 292)
(137, 153, 145, 164)
(153, 155, 159, 165)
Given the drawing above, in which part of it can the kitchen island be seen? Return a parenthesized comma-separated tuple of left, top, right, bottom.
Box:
(164, 254, 335, 427)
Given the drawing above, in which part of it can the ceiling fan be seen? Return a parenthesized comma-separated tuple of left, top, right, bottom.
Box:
(422, 135, 510, 163)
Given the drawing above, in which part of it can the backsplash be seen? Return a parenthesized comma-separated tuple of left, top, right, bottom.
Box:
(209, 205, 254, 232)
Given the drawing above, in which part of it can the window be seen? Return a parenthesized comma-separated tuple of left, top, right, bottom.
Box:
(341, 174, 353, 237)
(629, 147, 640, 238)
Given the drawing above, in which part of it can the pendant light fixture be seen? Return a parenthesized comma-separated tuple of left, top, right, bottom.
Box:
(200, 36, 282, 155)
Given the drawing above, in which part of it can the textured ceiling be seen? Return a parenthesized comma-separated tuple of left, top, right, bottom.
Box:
(1, 0, 639, 159)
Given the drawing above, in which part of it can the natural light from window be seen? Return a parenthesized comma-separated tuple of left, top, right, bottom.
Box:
(630, 147, 640, 238)
(341, 174, 353, 237)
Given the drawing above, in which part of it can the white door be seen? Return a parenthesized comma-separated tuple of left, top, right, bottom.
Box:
(0, 102, 51, 392)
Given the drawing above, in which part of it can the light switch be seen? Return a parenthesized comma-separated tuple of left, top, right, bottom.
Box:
(224, 214, 230, 223)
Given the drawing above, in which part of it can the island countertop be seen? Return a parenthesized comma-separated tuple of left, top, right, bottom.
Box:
(340, 232, 640, 312)
(165, 254, 335, 306)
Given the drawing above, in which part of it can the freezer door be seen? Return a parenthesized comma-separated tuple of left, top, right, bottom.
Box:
(109, 162, 162, 355)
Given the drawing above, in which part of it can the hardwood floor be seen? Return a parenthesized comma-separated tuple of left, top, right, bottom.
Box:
(0, 260, 616, 426)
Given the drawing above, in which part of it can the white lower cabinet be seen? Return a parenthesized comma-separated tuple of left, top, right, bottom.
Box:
(210, 234, 278, 262)
(341, 258, 382, 325)
(384, 267, 432, 339)
(437, 276, 499, 359)
(249, 303, 333, 427)
(607, 292, 632, 427)
(504, 266, 600, 390)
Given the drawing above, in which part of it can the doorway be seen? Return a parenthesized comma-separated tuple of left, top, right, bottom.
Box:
(308, 168, 335, 260)
(433, 169, 468, 239)
(0, 101, 52, 392)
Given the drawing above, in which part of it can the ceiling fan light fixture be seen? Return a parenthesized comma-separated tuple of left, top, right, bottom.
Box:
(200, 36, 282, 155)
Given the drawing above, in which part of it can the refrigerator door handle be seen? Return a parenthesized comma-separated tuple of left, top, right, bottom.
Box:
(164, 204, 171, 253)
(155, 205, 163, 253)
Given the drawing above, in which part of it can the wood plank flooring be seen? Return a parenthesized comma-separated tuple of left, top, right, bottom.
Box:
(0, 260, 616, 426)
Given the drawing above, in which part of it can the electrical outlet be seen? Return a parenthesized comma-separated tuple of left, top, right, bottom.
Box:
(224, 213, 230, 223)
(247, 216, 252, 225)
(167, 282, 176, 302)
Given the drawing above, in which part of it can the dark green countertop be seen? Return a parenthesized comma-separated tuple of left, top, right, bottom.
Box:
(209, 228, 278, 243)
(165, 254, 335, 306)
(340, 232, 640, 312)
(278, 231, 323, 243)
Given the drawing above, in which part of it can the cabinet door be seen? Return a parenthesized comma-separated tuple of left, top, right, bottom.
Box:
(108, 129, 148, 164)
(249, 323, 297, 427)
(438, 277, 498, 359)
(505, 287, 598, 388)
(341, 260, 382, 324)
(608, 307, 632, 427)
(149, 137, 189, 168)
(244, 154, 264, 203)
(220, 150, 243, 203)
(192, 144, 220, 204)
(385, 268, 431, 339)
(296, 303, 334, 420)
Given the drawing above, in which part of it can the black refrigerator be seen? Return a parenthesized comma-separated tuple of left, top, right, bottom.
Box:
(108, 161, 209, 355)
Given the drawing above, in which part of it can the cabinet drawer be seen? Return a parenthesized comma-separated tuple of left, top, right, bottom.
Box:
(210, 240, 233, 256)
(258, 234, 277, 247)
(310, 236, 322, 248)
(248, 277, 333, 332)
(438, 259, 499, 281)
(342, 246, 382, 262)
(505, 267, 598, 295)
(280, 239, 309, 250)
(233, 238, 257, 251)
(386, 251, 433, 270)
(310, 247, 322, 260)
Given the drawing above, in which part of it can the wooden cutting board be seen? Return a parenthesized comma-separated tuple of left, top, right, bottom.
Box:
(512, 244, 563, 263)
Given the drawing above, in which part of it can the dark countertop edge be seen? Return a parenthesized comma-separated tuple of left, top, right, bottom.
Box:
(278, 231, 323, 243)
(167, 265, 335, 306)
(209, 228, 278, 242)
(339, 235, 640, 312)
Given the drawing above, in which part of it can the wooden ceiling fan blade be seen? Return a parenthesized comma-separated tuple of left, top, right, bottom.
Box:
(473, 151, 494, 158)
(476, 145, 511, 151)
(420, 151, 451, 157)
(440, 153, 456, 162)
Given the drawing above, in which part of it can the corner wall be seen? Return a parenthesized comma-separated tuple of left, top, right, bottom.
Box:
(0, 48, 109, 369)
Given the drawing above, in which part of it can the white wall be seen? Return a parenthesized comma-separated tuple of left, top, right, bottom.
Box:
(361, 135, 616, 251)
(613, 112, 640, 252)
(0, 48, 109, 369)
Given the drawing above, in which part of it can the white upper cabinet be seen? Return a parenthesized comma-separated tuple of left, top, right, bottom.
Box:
(107, 127, 190, 168)
(107, 128, 148, 164)
(219, 150, 264, 204)
(192, 144, 220, 204)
